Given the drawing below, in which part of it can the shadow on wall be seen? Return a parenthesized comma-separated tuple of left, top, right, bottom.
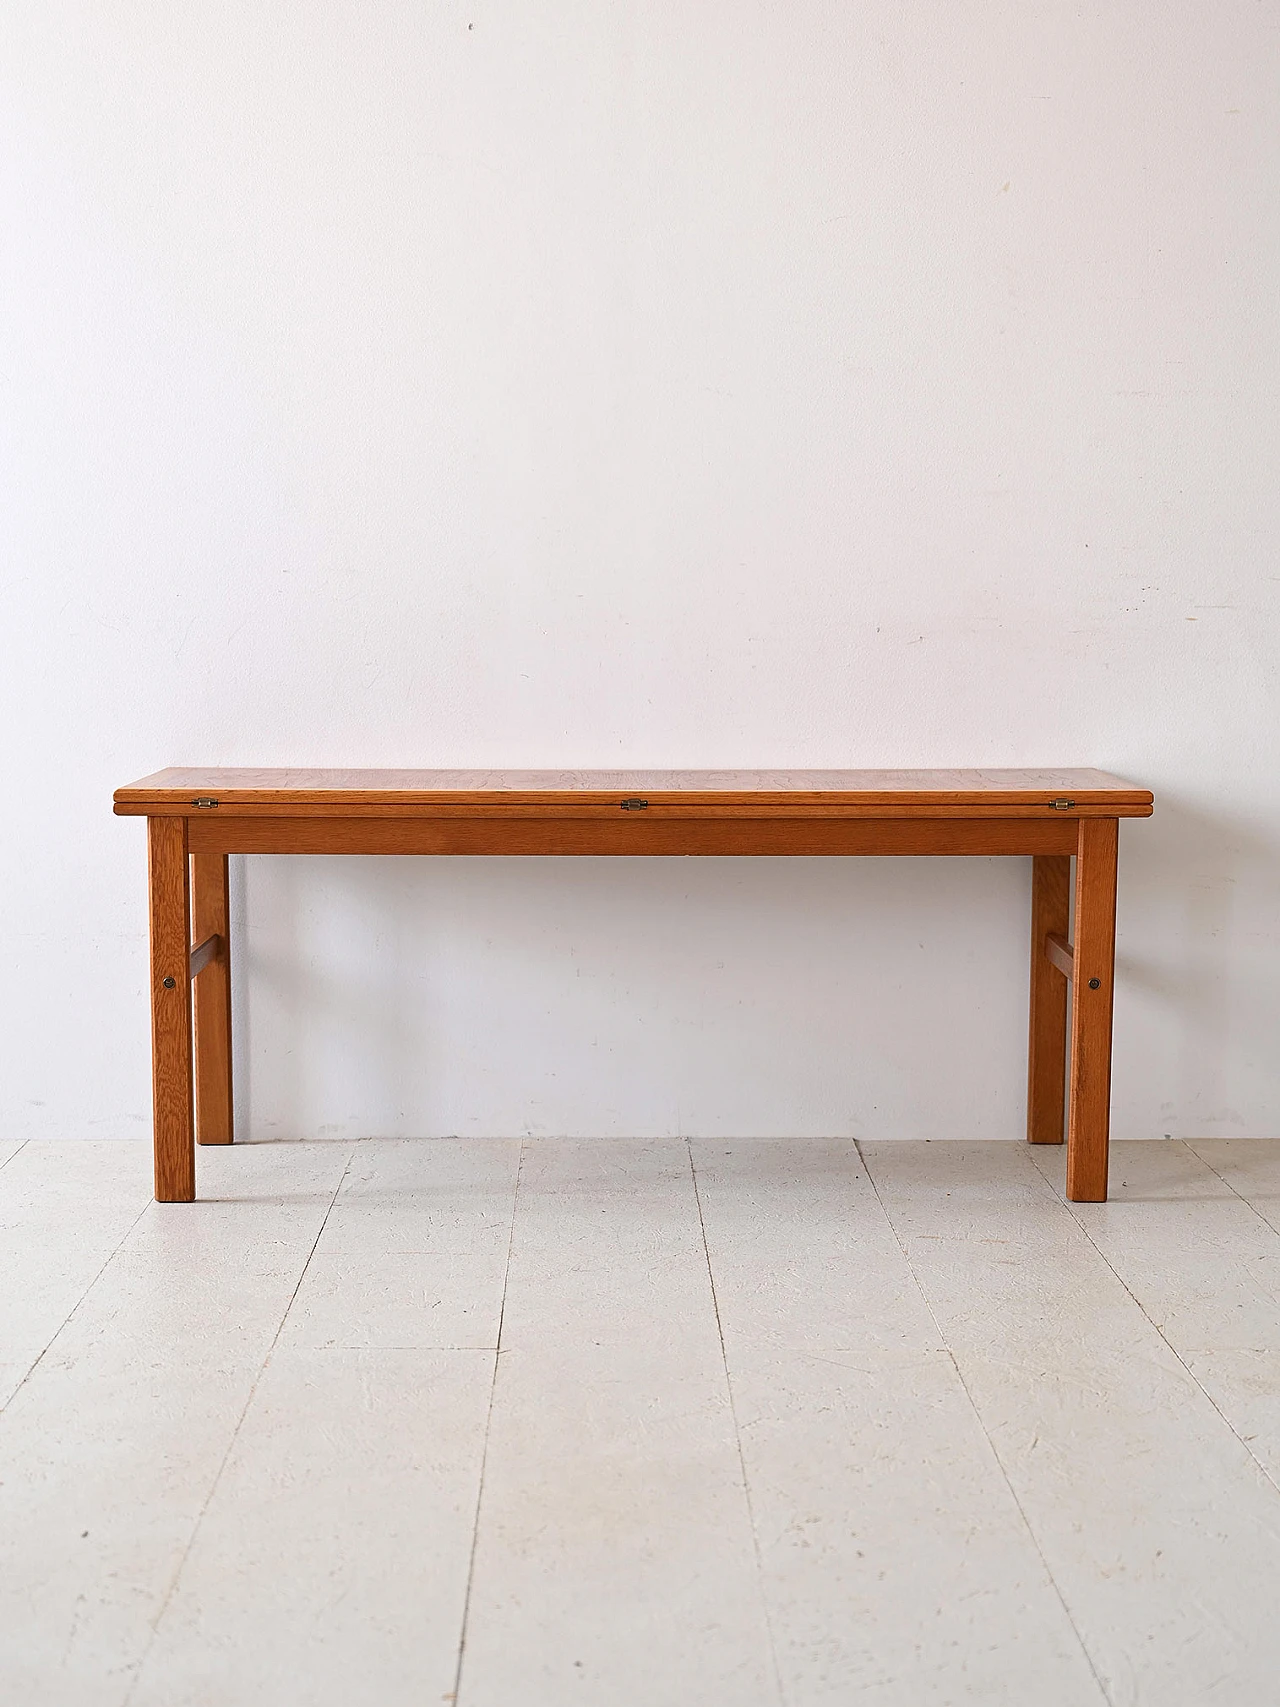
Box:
(225, 806, 1280, 1145)
(229, 853, 1028, 1143)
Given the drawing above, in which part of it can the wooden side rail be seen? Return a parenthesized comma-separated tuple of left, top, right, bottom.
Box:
(189, 934, 221, 978)
(1045, 932, 1074, 979)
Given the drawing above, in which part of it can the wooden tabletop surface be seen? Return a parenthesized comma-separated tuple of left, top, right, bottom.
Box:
(115, 768, 1153, 818)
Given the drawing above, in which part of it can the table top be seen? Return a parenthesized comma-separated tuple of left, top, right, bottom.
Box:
(115, 768, 1153, 818)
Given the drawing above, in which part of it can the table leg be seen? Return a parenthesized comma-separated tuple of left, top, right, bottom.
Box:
(1027, 854, 1070, 1144)
(1066, 818, 1119, 1201)
(148, 816, 195, 1201)
(192, 852, 234, 1146)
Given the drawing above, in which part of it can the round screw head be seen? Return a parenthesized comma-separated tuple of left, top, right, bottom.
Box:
(1088, 977, 1101, 990)
(162, 976, 176, 989)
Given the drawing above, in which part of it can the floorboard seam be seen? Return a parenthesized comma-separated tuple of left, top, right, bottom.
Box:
(120, 1141, 359, 1706)
(451, 1137, 524, 1707)
(854, 1140, 1114, 1707)
(0, 1193, 152, 1418)
(1027, 1143, 1280, 1505)
(1185, 1141, 1280, 1238)
(687, 1138, 788, 1707)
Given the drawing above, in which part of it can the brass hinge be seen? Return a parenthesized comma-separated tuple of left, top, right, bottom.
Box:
(620, 797, 649, 811)
(191, 797, 220, 808)
(1048, 797, 1076, 811)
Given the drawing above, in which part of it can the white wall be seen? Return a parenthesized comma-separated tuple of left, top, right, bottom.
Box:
(2, 2, 1277, 1144)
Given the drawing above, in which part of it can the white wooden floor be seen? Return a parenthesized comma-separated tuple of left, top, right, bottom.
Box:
(3, 1136, 1280, 1706)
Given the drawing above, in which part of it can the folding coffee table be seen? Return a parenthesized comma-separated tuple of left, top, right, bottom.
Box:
(114, 768, 1153, 1203)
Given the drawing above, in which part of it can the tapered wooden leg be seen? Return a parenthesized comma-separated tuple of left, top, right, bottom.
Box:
(148, 816, 195, 1201)
(1066, 818, 1119, 1202)
(191, 852, 234, 1146)
(1027, 854, 1071, 1144)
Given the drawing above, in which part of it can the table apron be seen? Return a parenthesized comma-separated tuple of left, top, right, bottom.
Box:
(184, 815, 1083, 858)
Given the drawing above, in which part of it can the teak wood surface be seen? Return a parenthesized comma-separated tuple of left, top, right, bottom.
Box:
(116, 768, 1152, 1206)
(116, 767, 1152, 817)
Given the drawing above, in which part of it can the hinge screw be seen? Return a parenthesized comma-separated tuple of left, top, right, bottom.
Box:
(162, 976, 176, 989)
(1088, 977, 1101, 989)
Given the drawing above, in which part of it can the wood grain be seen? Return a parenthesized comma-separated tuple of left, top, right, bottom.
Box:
(148, 817, 195, 1200)
(189, 935, 220, 977)
(184, 815, 1082, 858)
(1067, 818, 1120, 1202)
(1044, 933, 1075, 980)
(191, 853, 233, 1147)
(114, 767, 1154, 819)
(1027, 857, 1071, 1145)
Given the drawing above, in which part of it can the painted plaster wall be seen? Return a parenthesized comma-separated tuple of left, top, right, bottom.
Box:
(2, 3, 1277, 1142)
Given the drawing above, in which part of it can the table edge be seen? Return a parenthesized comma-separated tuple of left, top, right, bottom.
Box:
(114, 788, 1155, 819)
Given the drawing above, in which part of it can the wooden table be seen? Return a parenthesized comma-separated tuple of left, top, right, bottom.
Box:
(114, 768, 1153, 1204)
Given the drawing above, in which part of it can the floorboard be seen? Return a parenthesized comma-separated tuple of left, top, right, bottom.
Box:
(865, 1139, 1280, 1707)
(130, 1347, 493, 1707)
(694, 1138, 1104, 1705)
(457, 1138, 779, 1707)
(0, 1141, 353, 1707)
(0, 1140, 152, 1409)
(4, 1136, 1280, 1705)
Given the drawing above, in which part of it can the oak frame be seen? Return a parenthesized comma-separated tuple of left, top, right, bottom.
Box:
(119, 770, 1149, 1205)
